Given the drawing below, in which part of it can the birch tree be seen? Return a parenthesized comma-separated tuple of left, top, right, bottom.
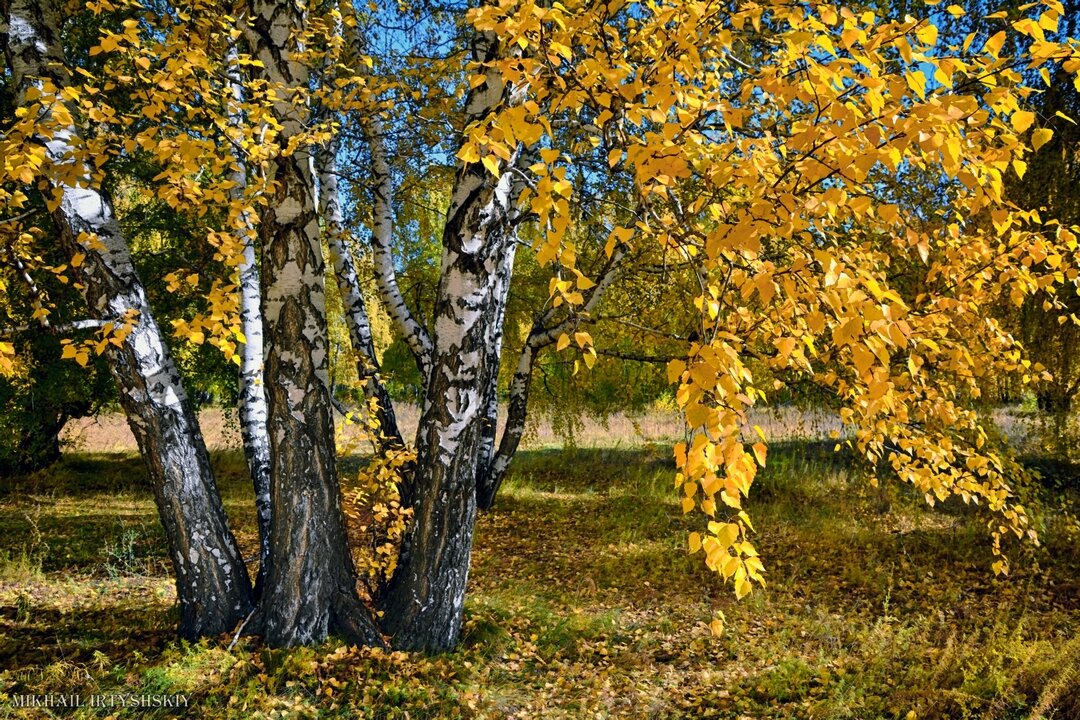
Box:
(317, 135, 404, 451)
(225, 39, 273, 591)
(239, 0, 382, 647)
(0, 0, 253, 638)
(3, 0, 1079, 655)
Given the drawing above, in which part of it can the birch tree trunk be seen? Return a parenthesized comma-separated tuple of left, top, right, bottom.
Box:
(2, 0, 252, 638)
(226, 42, 272, 593)
(363, 118, 434, 385)
(243, 0, 382, 648)
(316, 139, 403, 450)
(477, 244, 628, 509)
(473, 239, 516, 489)
(379, 30, 521, 652)
(477, 337, 536, 509)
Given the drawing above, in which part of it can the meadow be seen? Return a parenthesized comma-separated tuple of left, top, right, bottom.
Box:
(1, 408, 1078, 719)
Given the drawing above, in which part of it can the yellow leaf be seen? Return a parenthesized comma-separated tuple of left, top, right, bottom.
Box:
(852, 344, 875, 376)
(556, 333, 571, 352)
(1012, 110, 1035, 133)
(983, 30, 1006, 57)
(667, 358, 686, 383)
(609, 226, 634, 245)
(681, 497, 695, 514)
(574, 331, 591, 348)
(456, 143, 480, 164)
(688, 532, 702, 554)
(751, 442, 767, 467)
(481, 155, 500, 177)
(915, 23, 938, 46)
(712, 521, 740, 548)
(1032, 128, 1053, 151)
(905, 71, 926, 100)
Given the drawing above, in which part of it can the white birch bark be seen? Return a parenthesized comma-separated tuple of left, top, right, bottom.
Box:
(380, 28, 525, 652)
(225, 40, 273, 589)
(473, 232, 517, 486)
(362, 120, 434, 380)
(2, 0, 252, 637)
(242, 0, 382, 648)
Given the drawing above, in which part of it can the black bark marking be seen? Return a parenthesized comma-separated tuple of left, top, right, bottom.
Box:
(244, 0, 383, 648)
(4, 0, 253, 639)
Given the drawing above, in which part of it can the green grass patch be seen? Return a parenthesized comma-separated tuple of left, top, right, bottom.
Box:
(0, 441, 1078, 718)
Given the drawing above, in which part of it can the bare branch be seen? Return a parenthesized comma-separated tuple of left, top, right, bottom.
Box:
(361, 118, 435, 380)
(0, 318, 108, 337)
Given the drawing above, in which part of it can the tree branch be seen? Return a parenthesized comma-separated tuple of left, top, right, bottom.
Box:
(0, 318, 108, 337)
(360, 118, 435, 382)
(477, 242, 630, 509)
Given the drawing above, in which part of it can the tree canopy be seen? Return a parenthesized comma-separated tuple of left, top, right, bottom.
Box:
(1, 0, 1078, 649)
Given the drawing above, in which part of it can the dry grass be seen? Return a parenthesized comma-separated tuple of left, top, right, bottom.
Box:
(60, 405, 849, 455)
(4, 408, 1075, 719)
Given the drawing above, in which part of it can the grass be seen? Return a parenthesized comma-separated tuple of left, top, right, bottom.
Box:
(1, 427, 1079, 719)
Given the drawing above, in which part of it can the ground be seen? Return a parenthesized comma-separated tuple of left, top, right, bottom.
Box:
(1, 410, 1078, 719)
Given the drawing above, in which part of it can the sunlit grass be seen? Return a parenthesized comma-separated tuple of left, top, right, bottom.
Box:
(1, 425, 1078, 719)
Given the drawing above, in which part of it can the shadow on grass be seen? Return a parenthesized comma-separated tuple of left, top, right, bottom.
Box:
(0, 450, 254, 499)
(0, 513, 167, 572)
(0, 595, 175, 675)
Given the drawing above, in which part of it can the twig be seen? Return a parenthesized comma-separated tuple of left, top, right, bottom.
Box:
(228, 607, 257, 652)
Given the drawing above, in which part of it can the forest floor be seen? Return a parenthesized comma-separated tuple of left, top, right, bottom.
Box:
(1, 410, 1079, 719)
